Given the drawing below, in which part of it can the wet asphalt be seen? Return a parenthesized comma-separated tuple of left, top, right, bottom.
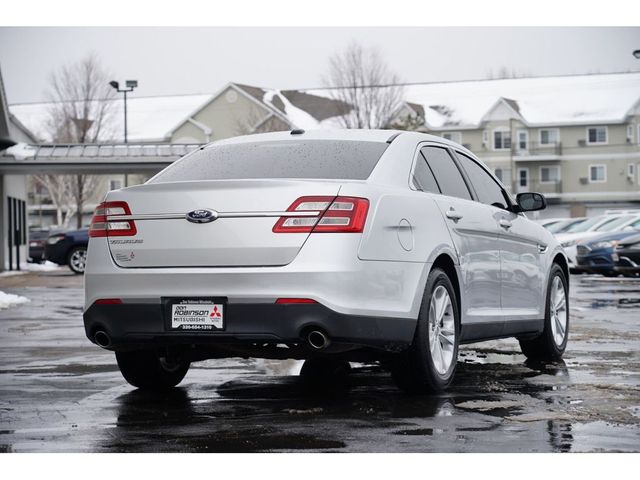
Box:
(0, 270, 639, 452)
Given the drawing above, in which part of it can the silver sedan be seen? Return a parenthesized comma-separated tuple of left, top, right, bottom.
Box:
(83, 129, 569, 393)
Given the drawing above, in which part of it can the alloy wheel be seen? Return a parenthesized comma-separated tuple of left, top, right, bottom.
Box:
(70, 249, 87, 272)
(428, 285, 456, 375)
(549, 276, 568, 346)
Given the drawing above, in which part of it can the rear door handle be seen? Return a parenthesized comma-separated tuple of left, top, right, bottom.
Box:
(445, 209, 463, 221)
(499, 219, 512, 229)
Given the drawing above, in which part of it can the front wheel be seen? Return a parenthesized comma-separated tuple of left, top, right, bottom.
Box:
(67, 246, 87, 274)
(392, 268, 460, 393)
(519, 264, 569, 360)
(115, 349, 190, 390)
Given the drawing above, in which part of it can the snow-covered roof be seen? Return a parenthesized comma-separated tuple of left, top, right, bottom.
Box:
(400, 72, 640, 128)
(9, 73, 640, 142)
(9, 93, 213, 142)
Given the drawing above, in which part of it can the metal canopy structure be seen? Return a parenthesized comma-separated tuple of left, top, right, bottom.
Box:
(0, 142, 204, 174)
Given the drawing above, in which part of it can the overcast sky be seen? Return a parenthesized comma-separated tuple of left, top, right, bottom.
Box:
(1, 27, 639, 104)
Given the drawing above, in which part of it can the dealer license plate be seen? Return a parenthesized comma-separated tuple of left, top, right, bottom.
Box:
(167, 298, 225, 331)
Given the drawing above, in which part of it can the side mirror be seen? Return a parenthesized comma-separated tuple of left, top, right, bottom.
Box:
(515, 192, 546, 212)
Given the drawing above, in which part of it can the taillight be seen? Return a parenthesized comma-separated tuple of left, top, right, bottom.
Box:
(94, 298, 123, 305)
(273, 196, 369, 233)
(89, 201, 137, 238)
(275, 298, 317, 304)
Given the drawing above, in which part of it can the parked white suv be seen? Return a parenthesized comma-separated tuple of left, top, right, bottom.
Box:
(83, 130, 569, 393)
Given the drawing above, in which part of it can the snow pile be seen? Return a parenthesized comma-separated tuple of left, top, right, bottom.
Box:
(22, 261, 61, 272)
(0, 291, 30, 309)
(0, 261, 63, 277)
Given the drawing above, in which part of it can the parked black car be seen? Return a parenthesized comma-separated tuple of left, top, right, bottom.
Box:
(613, 233, 640, 277)
(28, 229, 51, 263)
(44, 228, 89, 274)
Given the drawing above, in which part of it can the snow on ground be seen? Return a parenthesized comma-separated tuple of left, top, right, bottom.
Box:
(0, 262, 63, 277)
(0, 291, 30, 309)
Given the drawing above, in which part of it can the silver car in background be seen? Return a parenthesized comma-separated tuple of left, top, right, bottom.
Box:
(83, 130, 569, 393)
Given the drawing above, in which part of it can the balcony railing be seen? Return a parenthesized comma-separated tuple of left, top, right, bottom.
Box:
(517, 179, 562, 195)
(512, 142, 562, 157)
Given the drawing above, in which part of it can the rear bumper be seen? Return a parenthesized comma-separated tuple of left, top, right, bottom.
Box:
(83, 301, 416, 352)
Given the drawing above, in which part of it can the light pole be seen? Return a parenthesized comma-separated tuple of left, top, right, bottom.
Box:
(109, 79, 138, 143)
(109, 80, 137, 188)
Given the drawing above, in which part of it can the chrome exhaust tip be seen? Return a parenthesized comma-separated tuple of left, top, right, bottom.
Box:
(307, 330, 330, 350)
(94, 330, 111, 348)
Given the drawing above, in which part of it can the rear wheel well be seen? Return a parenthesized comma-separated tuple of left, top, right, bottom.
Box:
(553, 253, 570, 289)
(431, 254, 461, 315)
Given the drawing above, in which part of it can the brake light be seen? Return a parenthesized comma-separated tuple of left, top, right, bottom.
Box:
(89, 201, 137, 238)
(275, 298, 317, 304)
(94, 298, 123, 305)
(273, 196, 369, 233)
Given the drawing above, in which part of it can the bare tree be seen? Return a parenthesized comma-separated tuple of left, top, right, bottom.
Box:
(486, 66, 530, 80)
(323, 42, 405, 129)
(34, 53, 115, 229)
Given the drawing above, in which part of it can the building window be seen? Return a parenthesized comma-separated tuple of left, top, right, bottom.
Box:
(493, 129, 511, 150)
(518, 168, 529, 189)
(627, 125, 634, 143)
(516, 130, 528, 151)
(482, 130, 489, 146)
(540, 166, 560, 183)
(587, 126, 608, 145)
(539, 128, 559, 145)
(442, 132, 462, 144)
(109, 179, 123, 191)
(589, 165, 606, 183)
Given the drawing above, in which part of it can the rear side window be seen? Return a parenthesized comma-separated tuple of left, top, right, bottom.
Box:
(421, 146, 471, 200)
(412, 153, 441, 193)
(455, 152, 509, 209)
(150, 140, 389, 183)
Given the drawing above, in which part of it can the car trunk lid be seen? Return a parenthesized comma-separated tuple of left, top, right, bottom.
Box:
(103, 179, 341, 268)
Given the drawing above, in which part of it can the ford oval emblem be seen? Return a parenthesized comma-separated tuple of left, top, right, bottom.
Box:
(186, 209, 218, 224)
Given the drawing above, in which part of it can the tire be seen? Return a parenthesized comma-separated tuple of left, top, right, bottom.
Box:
(519, 264, 569, 361)
(392, 268, 460, 394)
(115, 349, 190, 390)
(67, 246, 87, 274)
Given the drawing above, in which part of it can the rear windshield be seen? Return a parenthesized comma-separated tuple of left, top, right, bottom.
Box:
(150, 140, 388, 183)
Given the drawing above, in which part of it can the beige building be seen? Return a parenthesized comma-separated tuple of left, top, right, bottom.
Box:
(392, 72, 640, 217)
(10, 73, 640, 220)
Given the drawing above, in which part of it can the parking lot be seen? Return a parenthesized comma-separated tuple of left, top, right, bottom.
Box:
(0, 270, 638, 453)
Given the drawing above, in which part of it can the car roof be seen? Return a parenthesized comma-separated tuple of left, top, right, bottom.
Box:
(207, 129, 453, 148)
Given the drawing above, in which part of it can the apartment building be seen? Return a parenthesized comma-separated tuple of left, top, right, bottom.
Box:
(397, 72, 640, 217)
